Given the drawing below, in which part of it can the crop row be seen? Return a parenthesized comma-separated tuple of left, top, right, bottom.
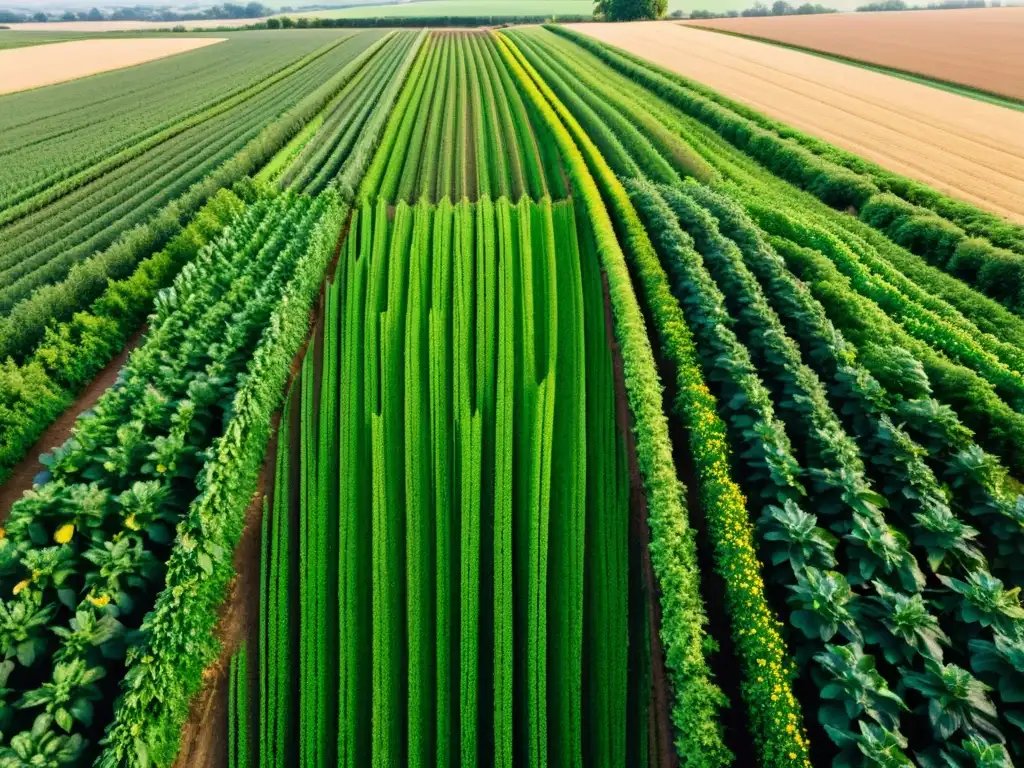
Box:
(0, 31, 360, 207)
(252, 194, 637, 767)
(502, 26, 1024, 767)
(360, 31, 566, 204)
(0, 31, 387, 329)
(0, 187, 344, 766)
(0, 31, 422, 493)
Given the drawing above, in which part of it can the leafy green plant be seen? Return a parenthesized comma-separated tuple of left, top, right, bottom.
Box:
(813, 642, 907, 733)
(788, 568, 861, 643)
(844, 513, 925, 593)
(824, 720, 912, 768)
(16, 659, 104, 733)
(0, 713, 84, 767)
(863, 582, 949, 665)
(760, 500, 837, 573)
(969, 632, 1024, 706)
(939, 571, 1024, 636)
(903, 661, 1003, 742)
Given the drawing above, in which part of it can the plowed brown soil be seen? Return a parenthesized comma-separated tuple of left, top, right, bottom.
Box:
(570, 21, 1024, 222)
(0, 37, 224, 94)
(686, 8, 1024, 102)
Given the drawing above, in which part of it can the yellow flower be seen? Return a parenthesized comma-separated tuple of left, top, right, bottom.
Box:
(125, 514, 140, 531)
(87, 593, 111, 608)
(54, 523, 75, 545)
(12, 579, 29, 595)
(156, 464, 167, 474)
(0, 527, 5, 540)
(789, 754, 797, 760)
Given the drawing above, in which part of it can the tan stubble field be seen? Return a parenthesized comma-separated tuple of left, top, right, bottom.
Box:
(0, 37, 225, 95)
(685, 8, 1024, 102)
(571, 21, 1024, 222)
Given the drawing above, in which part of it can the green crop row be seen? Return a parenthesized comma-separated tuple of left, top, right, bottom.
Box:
(228, 647, 250, 768)
(496, 31, 736, 766)
(0, 32, 386, 328)
(359, 32, 562, 205)
(0, 188, 342, 767)
(517, 25, 1024, 766)
(247, 189, 637, 767)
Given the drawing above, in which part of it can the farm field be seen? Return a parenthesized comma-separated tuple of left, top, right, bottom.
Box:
(686, 7, 1024, 103)
(572, 21, 1024, 222)
(0, 37, 225, 95)
(2, 17, 1024, 768)
(0, 31, 86, 50)
(4, 18, 269, 32)
(288, 0, 595, 19)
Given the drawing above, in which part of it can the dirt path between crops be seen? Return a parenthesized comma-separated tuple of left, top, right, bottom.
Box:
(0, 37, 224, 94)
(686, 8, 1024, 102)
(173, 210, 351, 766)
(0, 329, 144, 519)
(601, 271, 677, 768)
(571, 21, 1024, 223)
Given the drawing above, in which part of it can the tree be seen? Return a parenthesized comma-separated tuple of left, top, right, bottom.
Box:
(86, 7, 104, 20)
(61, 11, 75, 20)
(772, 0, 792, 12)
(266, 16, 281, 27)
(594, 0, 667, 21)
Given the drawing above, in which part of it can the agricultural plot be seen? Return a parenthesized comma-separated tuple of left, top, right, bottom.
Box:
(0, 37, 226, 96)
(686, 8, 1024, 103)
(505, 24, 1024, 766)
(571, 21, 1024, 225)
(260, 193, 641, 767)
(0, 188, 345, 765)
(0, 29, 417, 490)
(357, 31, 566, 203)
(2, 16, 1024, 768)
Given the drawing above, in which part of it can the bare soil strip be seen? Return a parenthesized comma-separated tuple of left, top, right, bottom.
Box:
(0, 37, 225, 94)
(686, 8, 1024, 102)
(571, 21, 1024, 222)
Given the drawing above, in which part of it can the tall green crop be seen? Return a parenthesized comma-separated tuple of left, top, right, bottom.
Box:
(406, 203, 436, 768)
(548, 199, 587, 768)
(429, 200, 455, 765)
(229, 648, 249, 768)
(492, 198, 516, 768)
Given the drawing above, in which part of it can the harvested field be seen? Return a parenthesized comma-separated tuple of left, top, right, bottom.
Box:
(570, 20, 1024, 221)
(0, 36, 224, 94)
(686, 7, 1024, 102)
